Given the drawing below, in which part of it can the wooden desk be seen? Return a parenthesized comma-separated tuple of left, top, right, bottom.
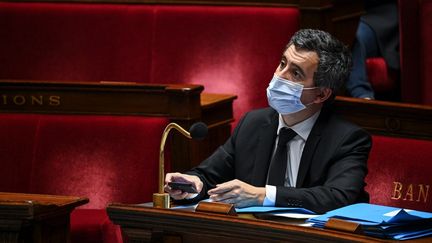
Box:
(0, 192, 88, 243)
(106, 203, 431, 243)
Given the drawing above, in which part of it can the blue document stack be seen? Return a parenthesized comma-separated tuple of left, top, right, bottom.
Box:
(235, 206, 315, 214)
(307, 203, 432, 240)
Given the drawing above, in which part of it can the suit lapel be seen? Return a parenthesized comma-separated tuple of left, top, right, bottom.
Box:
(296, 109, 329, 187)
(296, 132, 321, 187)
(251, 111, 278, 186)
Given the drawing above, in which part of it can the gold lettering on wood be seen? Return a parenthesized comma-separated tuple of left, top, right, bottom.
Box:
(49, 96, 61, 106)
(0, 95, 61, 107)
(391, 181, 429, 203)
(13, 95, 26, 105)
(31, 96, 43, 105)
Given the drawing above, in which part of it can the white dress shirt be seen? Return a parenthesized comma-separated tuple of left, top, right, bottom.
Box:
(263, 111, 320, 206)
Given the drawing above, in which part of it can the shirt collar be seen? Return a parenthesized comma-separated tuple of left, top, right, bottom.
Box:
(277, 111, 321, 141)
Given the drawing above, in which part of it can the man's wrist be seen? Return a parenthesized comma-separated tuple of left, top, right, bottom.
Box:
(263, 185, 276, 206)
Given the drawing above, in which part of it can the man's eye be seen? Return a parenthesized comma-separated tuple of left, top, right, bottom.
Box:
(293, 70, 302, 79)
(279, 60, 286, 69)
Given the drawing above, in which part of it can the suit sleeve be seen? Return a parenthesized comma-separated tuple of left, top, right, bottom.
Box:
(275, 127, 371, 214)
(182, 112, 249, 202)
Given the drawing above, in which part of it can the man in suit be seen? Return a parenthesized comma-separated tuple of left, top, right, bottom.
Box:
(165, 29, 371, 214)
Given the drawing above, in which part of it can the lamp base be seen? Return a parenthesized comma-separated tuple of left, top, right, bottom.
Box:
(153, 193, 170, 208)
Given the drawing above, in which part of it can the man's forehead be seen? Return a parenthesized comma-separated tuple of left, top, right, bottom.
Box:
(283, 45, 319, 66)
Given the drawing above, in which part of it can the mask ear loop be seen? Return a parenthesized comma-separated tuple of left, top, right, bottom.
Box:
(302, 86, 319, 90)
(302, 87, 323, 106)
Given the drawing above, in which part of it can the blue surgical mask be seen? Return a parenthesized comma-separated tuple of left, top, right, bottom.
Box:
(266, 75, 317, 115)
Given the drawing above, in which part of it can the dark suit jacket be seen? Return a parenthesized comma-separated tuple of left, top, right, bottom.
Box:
(186, 107, 371, 214)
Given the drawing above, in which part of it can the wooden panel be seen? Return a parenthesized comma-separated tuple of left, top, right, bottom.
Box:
(0, 80, 203, 119)
(333, 96, 432, 140)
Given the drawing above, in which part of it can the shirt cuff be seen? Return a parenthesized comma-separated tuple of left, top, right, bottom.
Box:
(263, 185, 276, 206)
(185, 193, 199, 199)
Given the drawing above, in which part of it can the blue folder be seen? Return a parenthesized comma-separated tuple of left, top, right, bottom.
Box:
(235, 206, 315, 214)
(307, 203, 432, 240)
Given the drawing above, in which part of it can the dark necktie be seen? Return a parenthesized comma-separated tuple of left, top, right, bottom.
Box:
(267, 128, 297, 186)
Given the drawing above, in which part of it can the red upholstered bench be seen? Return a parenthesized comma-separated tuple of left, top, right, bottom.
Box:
(0, 2, 299, 127)
(0, 113, 169, 242)
(366, 135, 432, 212)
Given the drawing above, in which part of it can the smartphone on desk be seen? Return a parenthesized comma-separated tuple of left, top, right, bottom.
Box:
(168, 182, 197, 193)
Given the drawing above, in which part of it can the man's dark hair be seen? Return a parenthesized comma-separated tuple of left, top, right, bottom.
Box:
(287, 29, 352, 96)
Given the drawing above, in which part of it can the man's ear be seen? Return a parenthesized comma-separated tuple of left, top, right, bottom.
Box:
(314, 87, 332, 104)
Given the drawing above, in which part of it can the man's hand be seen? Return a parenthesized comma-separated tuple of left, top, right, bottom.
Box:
(164, 172, 203, 200)
(207, 179, 265, 208)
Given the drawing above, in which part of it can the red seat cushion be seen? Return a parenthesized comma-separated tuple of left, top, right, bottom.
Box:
(366, 57, 392, 93)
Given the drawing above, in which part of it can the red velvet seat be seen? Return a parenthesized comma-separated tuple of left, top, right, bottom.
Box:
(0, 114, 39, 193)
(27, 115, 167, 209)
(0, 2, 154, 82)
(366, 57, 392, 93)
(366, 135, 432, 212)
(0, 113, 169, 243)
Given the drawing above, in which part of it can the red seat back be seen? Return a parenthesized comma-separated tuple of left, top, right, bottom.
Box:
(0, 114, 39, 192)
(149, 5, 299, 122)
(0, 2, 154, 82)
(0, 113, 168, 209)
(366, 57, 393, 93)
(366, 135, 432, 212)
